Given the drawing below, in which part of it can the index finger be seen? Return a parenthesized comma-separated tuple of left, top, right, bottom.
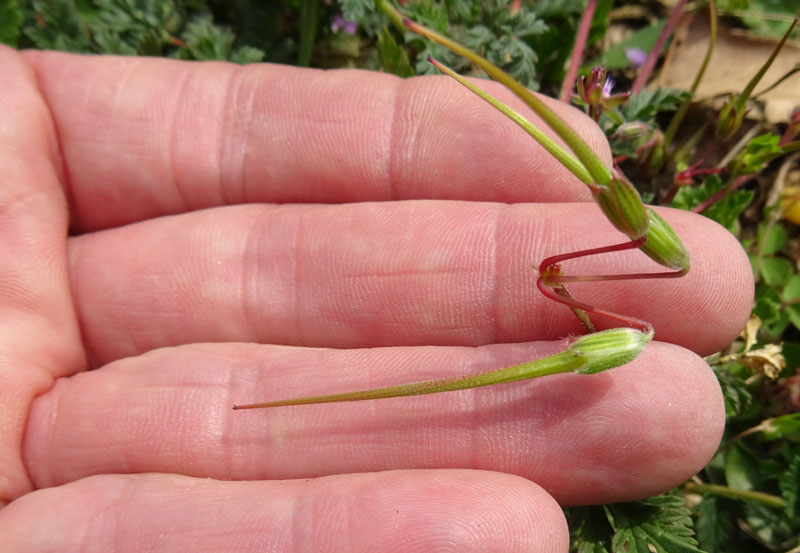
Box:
(22, 52, 606, 231)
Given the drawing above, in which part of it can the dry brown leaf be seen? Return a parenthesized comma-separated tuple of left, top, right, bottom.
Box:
(739, 343, 785, 380)
(720, 315, 785, 380)
(659, 12, 800, 124)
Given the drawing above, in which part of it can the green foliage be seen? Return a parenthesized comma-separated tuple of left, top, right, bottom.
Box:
(713, 364, 753, 420)
(694, 497, 736, 553)
(620, 88, 689, 125)
(749, 214, 800, 338)
(753, 283, 790, 337)
(732, 133, 784, 176)
(780, 456, 800, 518)
(19, 0, 269, 62)
(355, 0, 583, 92)
(670, 175, 754, 233)
(178, 15, 264, 62)
(762, 413, 800, 442)
(717, 0, 799, 40)
(591, 20, 665, 70)
(377, 26, 413, 78)
(0, 0, 24, 46)
(568, 495, 704, 553)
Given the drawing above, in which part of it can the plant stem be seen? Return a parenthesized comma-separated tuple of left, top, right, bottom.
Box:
(720, 421, 769, 449)
(559, 0, 596, 103)
(538, 237, 650, 333)
(663, 0, 717, 150)
(233, 349, 585, 409)
(692, 174, 753, 214)
(297, 0, 320, 67)
(730, 16, 799, 113)
(684, 482, 788, 509)
(427, 56, 593, 185)
(632, 0, 687, 94)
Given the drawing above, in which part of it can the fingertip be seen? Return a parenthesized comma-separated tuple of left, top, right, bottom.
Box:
(557, 340, 724, 505)
(654, 207, 754, 355)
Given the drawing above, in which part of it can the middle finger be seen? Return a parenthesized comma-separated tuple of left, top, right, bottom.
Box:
(68, 201, 750, 366)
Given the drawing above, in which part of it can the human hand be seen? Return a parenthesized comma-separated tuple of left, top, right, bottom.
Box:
(0, 47, 752, 552)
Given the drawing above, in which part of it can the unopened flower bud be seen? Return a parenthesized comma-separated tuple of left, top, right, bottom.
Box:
(716, 95, 747, 140)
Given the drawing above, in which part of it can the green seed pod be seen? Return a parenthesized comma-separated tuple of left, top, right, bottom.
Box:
(592, 172, 650, 240)
(640, 208, 691, 272)
(570, 327, 653, 375)
(716, 96, 746, 141)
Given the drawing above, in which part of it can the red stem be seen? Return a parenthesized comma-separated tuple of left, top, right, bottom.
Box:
(692, 174, 753, 214)
(537, 277, 652, 333)
(559, 0, 596, 103)
(538, 236, 646, 271)
(631, 0, 687, 94)
(538, 236, 684, 333)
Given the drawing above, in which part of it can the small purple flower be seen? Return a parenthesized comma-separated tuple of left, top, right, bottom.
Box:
(331, 14, 357, 35)
(602, 75, 615, 97)
(625, 48, 648, 69)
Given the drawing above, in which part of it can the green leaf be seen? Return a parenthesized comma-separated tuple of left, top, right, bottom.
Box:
(565, 506, 613, 553)
(734, 132, 783, 175)
(760, 257, 793, 287)
(724, 444, 761, 491)
(670, 174, 754, 232)
(568, 496, 706, 553)
(779, 455, 800, 518)
(0, 0, 23, 46)
(758, 223, 787, 256)
(24, 0, 92, 52)
(762, 413, 800, 442)
(712, 365, 752, 419)
(590, 20, 666, 70)
(587, 0, 613, 45)
(743, 501, 798, 550)
(753, 283, 781, 322)
(787, 304, 800, 333)
(781, 340, 800, 371)
(179, 15, 264, 63)
(694, 497, 736, 553)
(608, 495, 705, 553)
(706, 189, 755, 233)
(377, 26, 414, 78)
(339, 0, 372, 22)
(716, 0, 800, 40)
(620, 88, 690, 124)
(782, 274, 800, 301)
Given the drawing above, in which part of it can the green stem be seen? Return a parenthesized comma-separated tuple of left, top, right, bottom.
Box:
(684, 482, 788, 509)
(375, 0, 612, 187)
(731, 16, 798, 113)
(663, 0, 716, 150)
(297, 0, 320, 67)
(428, 57, 593, 185)
(233, 350, 584, 409)
(719, 421, 769, 450)
(234, 327, 652, 409)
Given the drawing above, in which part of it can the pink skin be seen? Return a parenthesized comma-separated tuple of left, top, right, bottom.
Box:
(0, 48, 752, 551)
